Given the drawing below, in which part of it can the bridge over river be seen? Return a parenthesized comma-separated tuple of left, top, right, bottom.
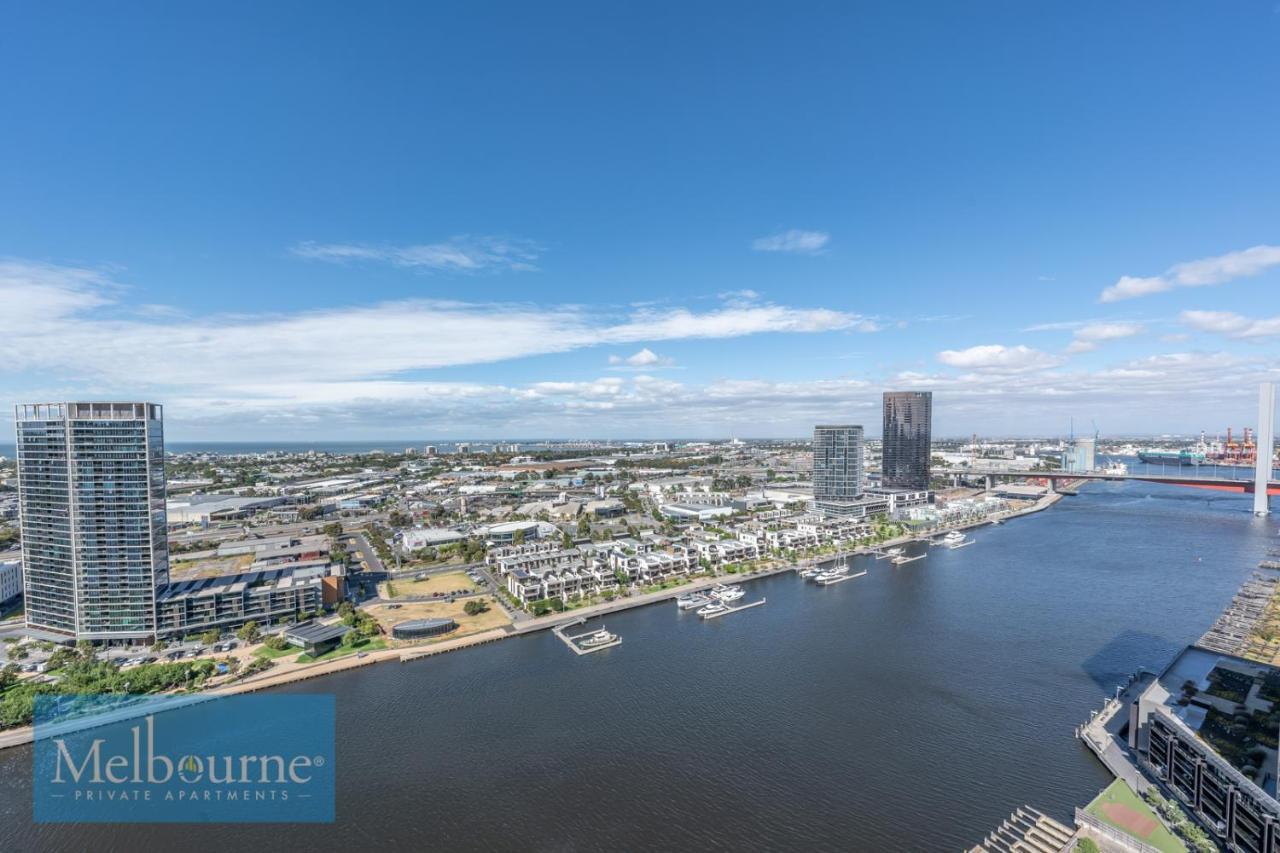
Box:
(956, 465, 1280, 497)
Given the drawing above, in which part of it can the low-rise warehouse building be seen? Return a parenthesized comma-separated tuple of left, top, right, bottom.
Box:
(166, 493, 288, 525)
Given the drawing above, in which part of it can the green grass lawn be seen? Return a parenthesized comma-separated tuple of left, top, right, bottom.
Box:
(296, 638, 387, 664)
(252, 644, 298, 660)
(1085, 780, 1185, 853)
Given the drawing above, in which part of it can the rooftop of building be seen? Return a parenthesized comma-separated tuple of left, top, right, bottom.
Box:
(283, 620, 350, 645)
(158, 564, 327, 603)
(1146, 644, 1280, 794)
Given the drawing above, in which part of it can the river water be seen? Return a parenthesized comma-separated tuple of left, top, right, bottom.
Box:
(1, 480, 1275, 852)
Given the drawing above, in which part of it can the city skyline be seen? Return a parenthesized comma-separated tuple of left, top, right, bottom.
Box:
(2, 4, 1279, 440)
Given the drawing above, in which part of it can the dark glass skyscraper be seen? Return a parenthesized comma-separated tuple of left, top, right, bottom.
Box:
(15, 402, 168, 642)
(882, 391, 932, 491)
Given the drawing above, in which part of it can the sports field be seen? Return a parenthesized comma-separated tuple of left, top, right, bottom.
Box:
(1085, 780, 1185, 853)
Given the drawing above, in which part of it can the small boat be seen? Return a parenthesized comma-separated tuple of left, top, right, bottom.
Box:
(944, 531, 966, 545)
(811, 564, 849, 581)
(677, 593, 710, 610)
(713, 586, 745, 602)
(886, 546, 905, 557)
(697, 602, 729, 617)
(578, 629, 617, 648)
(799, 567, 820, 578)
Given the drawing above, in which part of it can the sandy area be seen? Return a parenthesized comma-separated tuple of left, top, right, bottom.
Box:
(366, 596, 511, 643)
(382, 570, 479, 599)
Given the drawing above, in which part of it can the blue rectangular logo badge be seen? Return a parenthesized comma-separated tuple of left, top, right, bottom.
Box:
(33, 694, 335, 823)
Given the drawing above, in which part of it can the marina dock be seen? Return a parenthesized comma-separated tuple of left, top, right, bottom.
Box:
(816, 570, 867, 585)
(554, 619, 622, 655)
(701, 597, 766, 619)
(891, 554, 926, 566)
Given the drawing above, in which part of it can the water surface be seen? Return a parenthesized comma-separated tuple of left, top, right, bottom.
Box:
(0, 481, 1273, 852)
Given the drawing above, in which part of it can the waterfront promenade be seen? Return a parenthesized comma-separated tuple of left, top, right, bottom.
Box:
(0, 492, 1063, 751)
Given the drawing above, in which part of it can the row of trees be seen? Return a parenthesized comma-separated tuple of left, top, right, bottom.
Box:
(0, 642, 229, 730)
(1142, 788, 1216, 853)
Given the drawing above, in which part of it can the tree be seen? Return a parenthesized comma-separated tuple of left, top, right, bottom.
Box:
(512, 529, 525, 546)
(1076, 840, 1099, 853)
(298, 504, 325, 521)
(236, 621, 261, 643)
(200, 630, 220, 645)
(561, 531, 574, 549)
(577, 516, 591, 537)
(464, 599, 489, 616)
(0, 663, 18, 691)
(340, 630, 360, 648)
(264, 635, 290, 651)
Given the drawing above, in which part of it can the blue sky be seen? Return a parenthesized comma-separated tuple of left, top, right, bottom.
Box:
(1, 2, 1278, 439)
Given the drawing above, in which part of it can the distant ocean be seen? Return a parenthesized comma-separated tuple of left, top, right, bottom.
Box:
(0, 439, 695, 458)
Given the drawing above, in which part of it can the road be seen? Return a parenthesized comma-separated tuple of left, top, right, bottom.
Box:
(348, 530, 386, 574)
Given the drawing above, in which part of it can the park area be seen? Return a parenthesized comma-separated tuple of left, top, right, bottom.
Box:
(1085, 780, 1185, 853)
(381, 570, 479, 599)
(366, 597, 510, 643)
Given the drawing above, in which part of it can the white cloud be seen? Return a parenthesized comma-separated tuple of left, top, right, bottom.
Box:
(936, 344, 1061, 373)
(608, 347, 674, 368)
(751, 229, 830, 255)
(605, 304, 862, 341)
(1180, 310, 1280, 339)
(1100, 245, 1280, 302)
(75, 349, 1272, 438)
(0, 259, 866, 393)
(1064, 321, 1144, 353)
(290, 236, 542, 273)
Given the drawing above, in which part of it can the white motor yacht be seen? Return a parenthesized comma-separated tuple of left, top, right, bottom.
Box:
(712, 586, 745, 602)
(676, 593, 710, 610)
(578, 629, 617, 648)
(697, 602, 728, 617)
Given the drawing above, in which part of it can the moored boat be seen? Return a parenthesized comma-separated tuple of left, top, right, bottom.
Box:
(578, 628, 617, 648)
(677, 593, 710, 610)
(713, 586, 745, 602)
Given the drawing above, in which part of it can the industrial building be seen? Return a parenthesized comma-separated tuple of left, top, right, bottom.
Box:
(165, 493, 287, 525)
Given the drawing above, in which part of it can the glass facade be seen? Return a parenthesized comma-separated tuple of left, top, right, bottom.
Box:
(15, 402, 168, 641)
(882, 391, 932, 491)
(813, 425, 864, 516)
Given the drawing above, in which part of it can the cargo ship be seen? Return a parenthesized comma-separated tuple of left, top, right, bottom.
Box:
(1136, 448, 1206, 466)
